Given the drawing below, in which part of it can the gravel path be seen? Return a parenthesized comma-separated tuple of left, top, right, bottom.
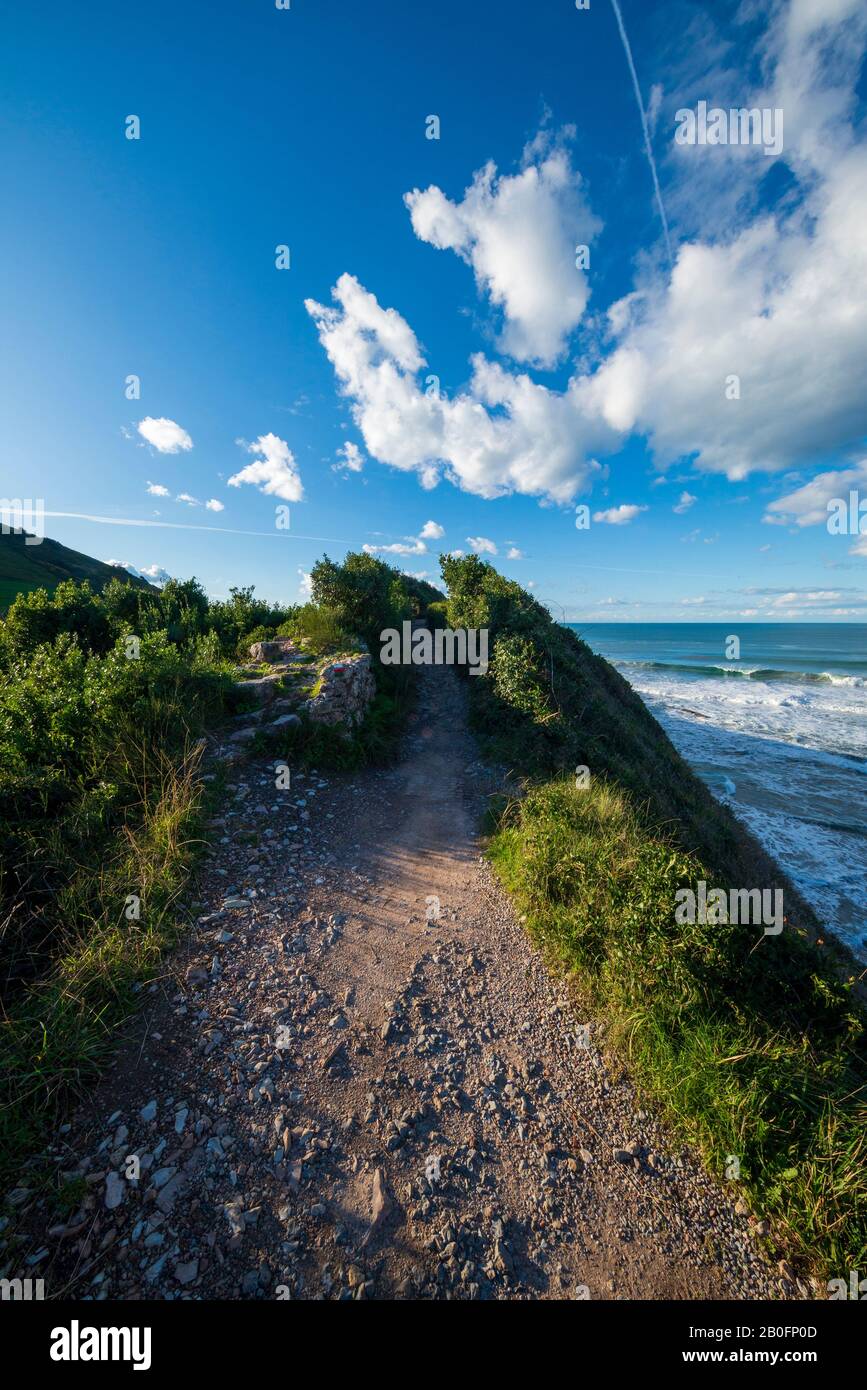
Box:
(12, 664, 796, 1300)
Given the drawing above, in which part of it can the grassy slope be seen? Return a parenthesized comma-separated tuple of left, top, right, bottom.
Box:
(444, 557, 866, 1277)
(0, 530, 154, 607)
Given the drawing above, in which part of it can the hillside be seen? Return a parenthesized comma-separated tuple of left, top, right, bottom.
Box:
(0, 528, 154, 607)
(0, 549, 863, 1289)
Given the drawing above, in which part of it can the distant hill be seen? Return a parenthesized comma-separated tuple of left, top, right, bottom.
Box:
(0, 529, 155, 608)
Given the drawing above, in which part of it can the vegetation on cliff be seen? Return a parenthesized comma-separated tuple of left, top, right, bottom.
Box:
(440, 553, 866, 1274)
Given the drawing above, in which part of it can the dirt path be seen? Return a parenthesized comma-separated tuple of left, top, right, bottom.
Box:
(13, 664, 792, 1300)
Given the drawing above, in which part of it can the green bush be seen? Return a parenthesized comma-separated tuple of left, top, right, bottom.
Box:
(280, 603, 352, 656)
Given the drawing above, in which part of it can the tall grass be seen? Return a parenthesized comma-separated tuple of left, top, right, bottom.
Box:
(490, 760, 866, 1276)
(0, 740, 208, 1189)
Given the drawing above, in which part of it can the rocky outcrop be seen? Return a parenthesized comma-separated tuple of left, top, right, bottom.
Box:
(301, 653, 376, 729)
(248, 637, 302, 664)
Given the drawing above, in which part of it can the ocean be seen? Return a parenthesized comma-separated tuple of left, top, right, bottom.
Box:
(566, 623, 867, 960)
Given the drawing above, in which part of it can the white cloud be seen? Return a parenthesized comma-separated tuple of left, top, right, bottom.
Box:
(298, 568, 313, 600)
(305, 273, 614, 504)
(307, 6, 867, 505)
(773, 589, 841, 606)
(176, 492, 198, 506)
(136, 418, 193, 453)
(763, 459, 867, 527)
(589, 1, 867, 481)
(146, 481, 170, 497)
(673, 490, 696, 514)
(205, 498, 224, 512)
(466, 536, 497, 554)
(334, 440, 365, 473)
(363, 537, 427, 556)
(108, 560, 172, 586)
(229, 433, 304, 502)
(363, 519, 442, 557)
(404, 141, 600, 367)
(593, 504, 647, 525)
(506, 546, 523, 560)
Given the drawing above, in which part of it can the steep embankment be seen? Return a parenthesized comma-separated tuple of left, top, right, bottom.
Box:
(5, 665, 787, 1300)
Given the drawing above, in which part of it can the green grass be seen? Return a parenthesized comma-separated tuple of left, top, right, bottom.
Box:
(490, 775, 867, 1276)
(279, 603, 357, 657)
(436, 552, 867, 1278)
(0, 742, 211, 1190)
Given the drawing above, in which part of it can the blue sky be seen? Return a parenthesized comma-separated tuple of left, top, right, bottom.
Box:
(2, 0, 867, 621)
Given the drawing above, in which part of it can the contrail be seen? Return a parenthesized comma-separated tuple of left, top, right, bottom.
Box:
(609, 0, 673, 270)
(40, 511, 347, 543)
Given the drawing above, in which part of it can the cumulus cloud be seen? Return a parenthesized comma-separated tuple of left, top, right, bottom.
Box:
(229, 433, 303, 502)
(136, 418, 193, 453)
(306, 4, 867, 506)
(466, 536, 497, 554)
(205, 498, 224, 512)
(592, 0, 867, 481)
(305, 273, 614, 504)
(298, 568, 313, 600)
(404, 141, 600, 367)
(108, 560, 172, 586)
(146, 481, 170, 497)
(506, 546, 524, 560)
(176, 492, 198, 506)
(593, 504, 647, 525)
(334, 440, 365, 473)
(420, 519, 444, 540)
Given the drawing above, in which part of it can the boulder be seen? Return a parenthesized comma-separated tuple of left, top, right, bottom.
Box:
(302, 653, 376, 729)
(249, 638, 299, 664)
(269, 713, 302, 730)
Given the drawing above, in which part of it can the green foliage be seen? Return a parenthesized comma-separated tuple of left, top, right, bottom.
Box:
(0, 554, 419, 1185)
(440, 553, 752, 876)
(310, 551, 444, 651)
(454, 550, 867, 1274)
(426, 599, 449, 630)
(279, 603, 352, 656)
(311, 552, 409, 650)
(490, 632, 553, 721)
(492, 779, 867, 1272)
